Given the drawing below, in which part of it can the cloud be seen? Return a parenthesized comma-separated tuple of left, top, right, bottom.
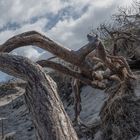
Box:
(12, 46, 40, 61)
(0, 0, 68, 28)
(0, 18, 47, 43)
(47, 0, 133, 50)
(0, 0, 133, 82)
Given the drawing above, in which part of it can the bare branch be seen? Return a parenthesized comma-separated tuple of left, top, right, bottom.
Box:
(0, 31, 79, 65)
(0, 31, 99, 78)
(37, 60, 93, 86)
(37, 60, 105, 89)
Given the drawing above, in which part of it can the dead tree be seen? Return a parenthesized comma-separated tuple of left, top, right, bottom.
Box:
(0, 53, 78, 140)
(0, 30, 139, 139)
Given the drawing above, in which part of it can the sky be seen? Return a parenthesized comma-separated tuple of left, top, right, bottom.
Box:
(0, 0, 133, 82)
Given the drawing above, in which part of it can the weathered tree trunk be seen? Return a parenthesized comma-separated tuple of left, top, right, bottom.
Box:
(0, 53, 79, 140)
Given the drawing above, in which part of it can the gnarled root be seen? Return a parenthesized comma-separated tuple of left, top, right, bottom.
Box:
(100, 80, 140, 140)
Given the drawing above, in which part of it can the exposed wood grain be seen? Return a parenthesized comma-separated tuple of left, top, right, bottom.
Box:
(0, 53, 78, 140)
